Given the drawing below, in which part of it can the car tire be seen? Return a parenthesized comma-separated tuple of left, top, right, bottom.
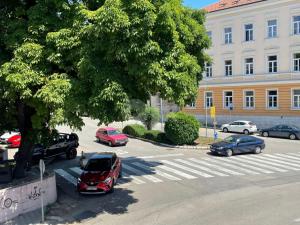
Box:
(262, 131, 269, 137)
(223, 127, 229, 133)
(289, 134, 297, 140)
(243, 129, 250, 135)
(254, 146, 262, 154)
(108, 141, 113, 147)
(66, 149, 77, 160)
(225, 149, 233, 157)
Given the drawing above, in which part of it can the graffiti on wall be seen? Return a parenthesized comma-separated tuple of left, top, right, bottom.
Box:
(28, 186, 44, 201)
(0, 197, 18, 210)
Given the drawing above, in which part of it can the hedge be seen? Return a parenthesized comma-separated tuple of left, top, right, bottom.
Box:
(123, 124, 146, 137)
(165, 112, 200, 145)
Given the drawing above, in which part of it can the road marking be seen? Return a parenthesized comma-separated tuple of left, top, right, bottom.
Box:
(231, 157, 287, 172)
(274, 154, 300, 162)
(255, 155, 300, 170)
(115, 150, 129, 155)
(174, 159, 229, 177)
(122, 172, 145, 184)
(70, 167, 83, 175)
(147, 162, 197, 179)
(132, 162, 181, 181)
(124, 153, 184, 160)
(161, 160, 214, 178)
(122, 164, 163, 183)
(189, 158, 244, 176)
(286, 153, 300, 159)
(202, 158, 260, 175)
(240, 155, 296, 171)
(55, 169, 77, 186)
(214, 157, 273, 174)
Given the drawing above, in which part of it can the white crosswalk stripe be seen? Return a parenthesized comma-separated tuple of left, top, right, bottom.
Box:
(213, 157, 274, 174)
(161, 160, 214, 178)
(189, 158, 244, 176)
(122, 164, 163, 183)
(132, 162, 181, 181)
(54, 153, 300, 187)
(174, 159, 229, 177)
(55, 169, 77, 186)
(202, 158, 260, 175)
(239, 155, 296, 171)
(232, 156, 287, 172)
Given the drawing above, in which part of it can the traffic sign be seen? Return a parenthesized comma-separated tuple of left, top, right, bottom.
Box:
(39, 159, 45, 175)
(210, 106, 216, 119)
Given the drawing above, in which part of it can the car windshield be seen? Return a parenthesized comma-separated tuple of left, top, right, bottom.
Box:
(84, 158, 112, 171)
(291, 126, 300, 131)
(107, 130, 121, 135)
(224, 136, 238, 143)
(249, 122, 255, 125)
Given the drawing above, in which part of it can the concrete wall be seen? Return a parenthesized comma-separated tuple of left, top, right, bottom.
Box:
(195, 114, 300, 129)
(0, 174, 57, 223)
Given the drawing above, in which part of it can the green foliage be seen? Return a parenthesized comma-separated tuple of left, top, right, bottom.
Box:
(138, 106, 160, 130)
(165, 112, 200, 145)
(129, 99, 146, 117)
(123, 124, 147, 137)
(143, 130, 162, 141)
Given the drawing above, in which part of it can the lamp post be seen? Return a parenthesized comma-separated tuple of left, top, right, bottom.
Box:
(204, 80, 208, 137)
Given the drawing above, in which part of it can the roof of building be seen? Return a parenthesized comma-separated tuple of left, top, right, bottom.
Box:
(204, 0, 267, 13)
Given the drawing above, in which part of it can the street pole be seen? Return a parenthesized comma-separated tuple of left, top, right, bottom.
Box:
(160, 98, 163, 131)
(39, 160, 45, 223)
(205, 80, 208, 137)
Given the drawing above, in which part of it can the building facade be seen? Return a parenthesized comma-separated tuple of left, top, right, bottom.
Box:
(184, 0, 300, 128)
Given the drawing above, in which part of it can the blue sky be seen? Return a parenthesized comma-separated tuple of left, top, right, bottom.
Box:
(183, 0, 218, 9)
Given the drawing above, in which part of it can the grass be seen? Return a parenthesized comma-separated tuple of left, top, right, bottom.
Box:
(194, 136, 222, 146)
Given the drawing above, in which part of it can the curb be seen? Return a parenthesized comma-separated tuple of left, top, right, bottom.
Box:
(127, 135, 210, 150)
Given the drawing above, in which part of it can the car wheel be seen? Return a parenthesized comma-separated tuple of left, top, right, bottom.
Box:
(254, 146, 262, 154)
(223, 127, 229, 133)
(262, 131, 269, 137)
(243, 129, 250, 135)
(225, 149, 233, 157)
(108, 141, 113, 147)
(289, 134, 296, 140)
(67, 149, 77, 159)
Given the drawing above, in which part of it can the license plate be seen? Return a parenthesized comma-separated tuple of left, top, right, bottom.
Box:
(86, 186, 97, 191)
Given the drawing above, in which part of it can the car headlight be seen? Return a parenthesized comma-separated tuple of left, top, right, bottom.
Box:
(104, 177, 112, 184)
(217, 147, 224, 150)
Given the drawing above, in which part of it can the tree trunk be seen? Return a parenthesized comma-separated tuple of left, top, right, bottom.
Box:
(13, 101, 35, 178)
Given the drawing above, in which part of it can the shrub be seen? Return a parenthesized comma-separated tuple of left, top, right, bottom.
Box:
(123, 124, 146, 137)
(143, 130, 162, 141)
(138, 106, 160, 130)
(165, 112, 200, 145)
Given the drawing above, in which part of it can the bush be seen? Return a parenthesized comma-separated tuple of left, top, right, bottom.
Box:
(143, 130, 162, 141)
(138, 106, 160, 130)
(123, 124, 146, 137)
(165, 112, 200, 145)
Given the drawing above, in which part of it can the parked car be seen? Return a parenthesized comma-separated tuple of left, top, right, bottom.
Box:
(77, 152, 122, 194)
(14, 132, 79, 166)
(6, 134, 21, 148)
(95, 127, 128, 146)
(221, 120, 257, 134)
(210, 135, 265, 157)
(259, 125, 300, 140)
(0, 131, 20, 144)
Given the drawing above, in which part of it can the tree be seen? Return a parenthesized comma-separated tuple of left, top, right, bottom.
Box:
(138, 106, 160, 130)
(0, 0, 210, 178)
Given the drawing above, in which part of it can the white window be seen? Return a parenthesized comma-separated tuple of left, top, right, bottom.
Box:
(224, 27, 232, 44)
(267, 90, 278, 109)
(205, 62, 212, 77)
(293, 89, 300, 109)
(205, 92, 213, 108)
(244, 91, 255, 109)
(207, 31, 212, 40)
(245, 58, 254, 75)
(224, 91, 233, 108)
(294, 53, 300, 72)
(187, 102, 196, 108)
(225, 60, 232, 76)
(268, 55, 278, 73)
(245, 24, 253, 41)
(267, 19, 277, 38)
(293, 16, 300, 35)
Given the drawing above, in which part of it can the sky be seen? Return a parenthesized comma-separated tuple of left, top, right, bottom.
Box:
(183, 0, 218, 9)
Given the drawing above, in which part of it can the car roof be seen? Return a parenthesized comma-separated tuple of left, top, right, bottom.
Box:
(229, 134, 256, 139)
(90, 152, 116, 159)
(99, 127, 117, 131)
(233, 120, 252, 123)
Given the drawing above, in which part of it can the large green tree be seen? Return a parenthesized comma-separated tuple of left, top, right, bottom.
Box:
(0, 0, 210, 177)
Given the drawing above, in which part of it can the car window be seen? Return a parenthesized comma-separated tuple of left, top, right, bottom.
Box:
(224, 136, 238, 143)
(103, 131, 108, 135)
(249, 122, 255, 125)
(239, 137, 254, 143)
(239, 122, 246, 125)
(230, 122, 239, 126)
(281, 125, 290, 130)
(112, 155, 117, 165)
(108, 130, 121, 136)
(84, 158, 112, 171)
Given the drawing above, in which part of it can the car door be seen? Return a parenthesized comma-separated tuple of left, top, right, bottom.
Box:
(279, 125, 292, 138)
(111, 155, 120, 180)
(229, 122, 239, 132)
(268, 125, 281, 137)
(237, 122, 246, 133)
(236, 137, 252, 153)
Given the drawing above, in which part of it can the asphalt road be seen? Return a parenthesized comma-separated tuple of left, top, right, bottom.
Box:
(16, 118, 300, 225)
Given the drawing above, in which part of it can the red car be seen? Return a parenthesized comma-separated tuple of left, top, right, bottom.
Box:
(95, 127, 128, 146)
(7, 134, 21, 148)
(77, 152, 122, 194)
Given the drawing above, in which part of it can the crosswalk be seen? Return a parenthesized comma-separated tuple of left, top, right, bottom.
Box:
(55, 152, 300, 187)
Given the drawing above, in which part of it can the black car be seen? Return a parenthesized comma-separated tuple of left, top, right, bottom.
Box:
(210, 135, 265, 157)
(259, 125, 300, 140)
(14, 133, 79, 166)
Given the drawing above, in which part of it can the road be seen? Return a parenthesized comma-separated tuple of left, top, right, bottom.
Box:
(10, 118, 300, 225)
